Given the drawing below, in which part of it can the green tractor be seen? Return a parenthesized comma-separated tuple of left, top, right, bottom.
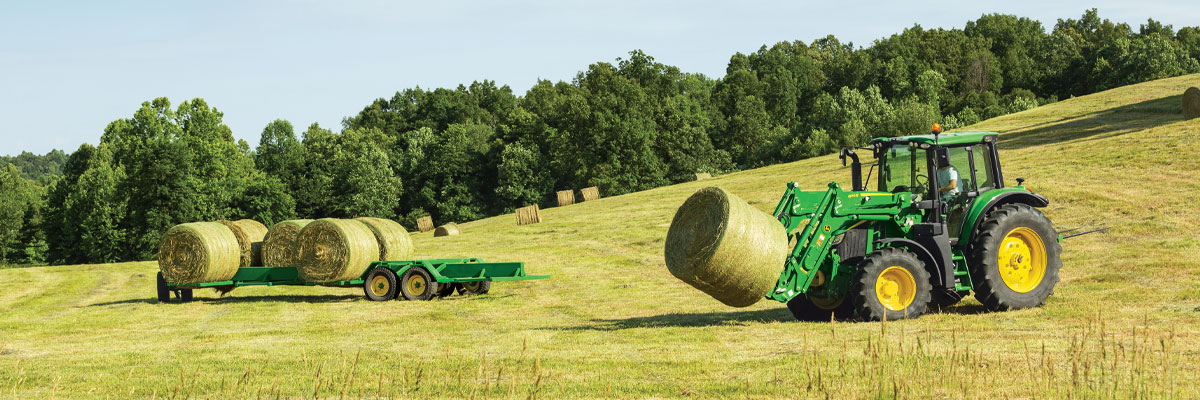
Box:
(770, 127, 1073, 321)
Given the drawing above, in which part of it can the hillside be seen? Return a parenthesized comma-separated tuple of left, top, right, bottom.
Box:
(2, 74, 1199, 398)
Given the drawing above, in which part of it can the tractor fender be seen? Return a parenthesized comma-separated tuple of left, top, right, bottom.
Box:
(958, 189, 1049, 244)
(875, 238, 946, 288)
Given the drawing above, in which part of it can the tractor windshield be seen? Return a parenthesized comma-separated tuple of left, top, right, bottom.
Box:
(880, 144, 923, 193)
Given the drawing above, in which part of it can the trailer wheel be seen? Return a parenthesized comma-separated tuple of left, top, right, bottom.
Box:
(400, 267, 438, 301)
(179, 289, 193, 302)
(363, 268, 399, 301)
(457, 281, 492, 296)
(787, 294, 854, 321)
(851, 247, 932, 321)
(156, 272, 171, 303)
(969, 203, 1061, 311)
(435, 283, 456, 298)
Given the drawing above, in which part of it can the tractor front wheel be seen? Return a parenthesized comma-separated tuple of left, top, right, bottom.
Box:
(969, 203, 1061, 311)
(787, 294, 854, 321)
(851, 247, 932, 321)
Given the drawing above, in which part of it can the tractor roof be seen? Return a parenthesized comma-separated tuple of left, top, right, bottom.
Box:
(869, 131, 998, 147)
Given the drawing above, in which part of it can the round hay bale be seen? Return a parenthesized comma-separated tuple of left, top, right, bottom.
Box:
(434, 223, 460, 237)
(297, 218, 381, 283)
(219, 219, 268, 267)
(261, 219, 314, 267)
(1184, 87, 1200, 120)
(158, 222, 241, 284)
(354, 217, 415, 261)
(664, 187, 789, 307)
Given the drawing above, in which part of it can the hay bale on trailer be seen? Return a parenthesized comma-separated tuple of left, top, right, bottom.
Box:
(434, 223, 461, 237)
(556, 190, 576, 207)
(516, 204, 542, 225)
(694, 172, 712, 180)
(296, 218, 380, 283)
(220, 219, 269, 267)
(355, 217, 415, 261)
(416, 216, 435, 233)
(262, 219, 314, 267)
(158, 222, 242, 284)
(664, 187, 789, 307)
(580, 186, 601, 202)
(1184, 87, 1200, 120)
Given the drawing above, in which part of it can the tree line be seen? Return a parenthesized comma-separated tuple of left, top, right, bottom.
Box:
(2, 10, 1198, 265)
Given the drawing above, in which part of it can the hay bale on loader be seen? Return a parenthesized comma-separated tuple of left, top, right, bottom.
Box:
(416, 216, 435, 233)
(262, 219, 313, 267)
(1184, 87, 1200, 120)
(296, 218, 380, 283)
(516, 204, 542, 225)
(220, 219, 268, 267)
(355, 217, 415, 261)
(158, 222, 242, 284)
(664, 187, 789, 307)
(556, 190, 576, 207)
(580, 186, 601, 202)
(434, 223, 460, 237)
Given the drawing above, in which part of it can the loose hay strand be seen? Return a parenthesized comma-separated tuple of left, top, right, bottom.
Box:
(354, 217, 415, 261)
(262, 219, 314, 267)
(663, 186, 789, 307)
(297, 218, 380, 283)
(158, 222, 241, 284)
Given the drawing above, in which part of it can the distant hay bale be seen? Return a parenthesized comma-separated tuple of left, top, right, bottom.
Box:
(434, 223, 461, 237)
(157, 222, 241, 284)
(296, 218, 380, 283)
(355, 217, 415, 261)
(580, 186, 601, 202)
(416, 216, 435, 233)
(556, 190, 576, 207)
(695, 172, 712, 181)
(664, 187, 789, 308)
(516, 204, 542, 225)
(262, 219, 314, 267)
(1184, 87, 1200, 120)
(220, 219, 268, 267)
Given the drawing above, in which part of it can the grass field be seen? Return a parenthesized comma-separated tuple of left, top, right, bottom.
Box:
(3, 74, 1200, 399)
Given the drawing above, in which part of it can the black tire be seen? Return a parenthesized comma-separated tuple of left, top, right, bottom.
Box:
(929, 288, 969, 310)
(363, 268, 400, 301)
(179, 289, 193, 302)
(969, 203, 1061, 311)
(156, 272, 170, 303)
(456, 281, 492, 295)
(400, 267, 438, 301)
(851, 247, 932, 321)
(435, 282, 456, 298)
(787, 294, 854, 321)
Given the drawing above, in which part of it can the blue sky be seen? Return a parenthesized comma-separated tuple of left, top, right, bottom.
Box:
(2, 1, 1197, 156)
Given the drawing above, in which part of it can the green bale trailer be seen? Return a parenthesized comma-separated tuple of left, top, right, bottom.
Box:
(156, 258, 548, 303)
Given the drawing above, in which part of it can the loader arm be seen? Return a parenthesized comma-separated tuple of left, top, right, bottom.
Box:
(766, 182, 911, 303)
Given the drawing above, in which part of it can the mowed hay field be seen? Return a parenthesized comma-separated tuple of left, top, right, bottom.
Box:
(3, 75, 1200, 399)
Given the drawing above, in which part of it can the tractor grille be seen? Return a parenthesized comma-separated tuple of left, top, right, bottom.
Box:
(837, 229, 868, 261)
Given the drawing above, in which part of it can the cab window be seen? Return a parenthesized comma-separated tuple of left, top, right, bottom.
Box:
(881, 145, 918, 192)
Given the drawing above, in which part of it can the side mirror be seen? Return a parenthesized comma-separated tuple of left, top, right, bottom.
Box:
(1016, 177, 1026, 186)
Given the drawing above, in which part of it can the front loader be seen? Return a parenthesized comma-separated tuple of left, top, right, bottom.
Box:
(768, 127, 1071, 321)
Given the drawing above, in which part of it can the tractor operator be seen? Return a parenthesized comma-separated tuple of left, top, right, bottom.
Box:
(936, 149, 960, 203)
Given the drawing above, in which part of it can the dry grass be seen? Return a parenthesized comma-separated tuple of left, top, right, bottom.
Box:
(1, 74, 1199, 398)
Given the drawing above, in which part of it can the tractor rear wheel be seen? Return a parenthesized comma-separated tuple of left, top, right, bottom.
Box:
(363, 268, 399, 301)
(787, 294, 854, 321)
(400, 268, 438, 301)
(457, 281, 492, 295)
(851, 247, 932, 321)
(969, 203, 1061, 311)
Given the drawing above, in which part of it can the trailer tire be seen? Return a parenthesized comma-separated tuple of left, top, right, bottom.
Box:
(400, 267, 438, 301)
(179, 289, 193, 302)
(435, 282, 456, 298)
(851, 247, 931, 321)
(457, 281, 492, 296)
(156, 272, 171, 303)
(969, 203, 1061, 311)
(787, 294, 854, 321)
(364, 268, 400, 301)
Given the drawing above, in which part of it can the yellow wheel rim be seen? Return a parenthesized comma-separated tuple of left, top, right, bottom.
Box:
(875, 266, 916, 311)
(407, 274, 427, 296)
(998, 227, 1047, 293)
(464, 282, 480, 292)
(370, 275, 391, 297)
(810, 296, 843, 310)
